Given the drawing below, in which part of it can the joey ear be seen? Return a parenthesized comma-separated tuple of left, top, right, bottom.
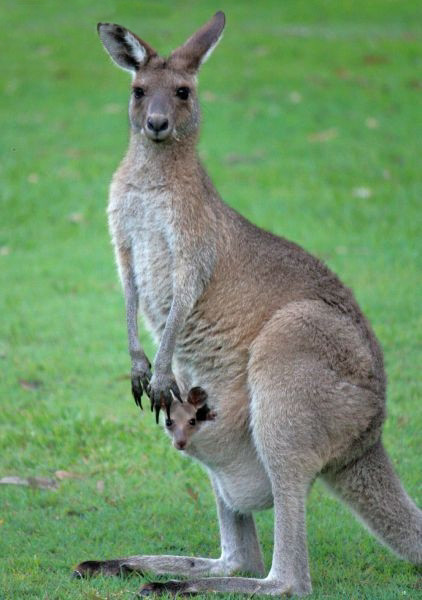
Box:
(97, 23, 157, 73)
(195, 404, 216, 422)
(187, 386, 208, 407)
(170, 11, 225, 72)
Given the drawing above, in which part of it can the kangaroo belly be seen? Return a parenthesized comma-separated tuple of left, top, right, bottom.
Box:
(213, 460, 274, 513)
(187, 428, 273, 514)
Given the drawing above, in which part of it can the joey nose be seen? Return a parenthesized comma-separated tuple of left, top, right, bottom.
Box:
(147, 115, 169, 133)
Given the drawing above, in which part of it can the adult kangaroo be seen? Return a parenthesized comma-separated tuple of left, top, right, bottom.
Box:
(75, 12, 422, 596)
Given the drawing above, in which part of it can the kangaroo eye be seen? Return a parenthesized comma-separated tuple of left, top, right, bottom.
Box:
(188, 418, 196, 426)
(176, 87, 190, 100)
(133, 87, 145, 99)
(165, 418, 173, 427)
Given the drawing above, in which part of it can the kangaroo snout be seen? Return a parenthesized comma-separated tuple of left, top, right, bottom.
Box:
(174, 439, 187, 450)
(146, 113, 170, 140)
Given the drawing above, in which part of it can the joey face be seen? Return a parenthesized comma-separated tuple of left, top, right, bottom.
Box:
(165, 402, 198, 450)
(164, 387, 216, 451)
(97, 12, 225, 145)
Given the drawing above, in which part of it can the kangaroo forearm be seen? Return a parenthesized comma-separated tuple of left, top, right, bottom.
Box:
(154, 294, 191, 373)
(116, 246, 151, 410)
(125, 282, 142, 357)
(115, 244, 145, 359)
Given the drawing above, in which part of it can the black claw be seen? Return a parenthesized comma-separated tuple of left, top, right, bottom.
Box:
(131, 379, 143, 410)
(147, 377, 182, 424)
(141, 376, 150, 393)
(171, 384, 183, 403)
(132, 393, 141, 409)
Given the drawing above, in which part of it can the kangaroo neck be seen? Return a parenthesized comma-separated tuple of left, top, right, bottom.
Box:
(126, 131, 203, 190)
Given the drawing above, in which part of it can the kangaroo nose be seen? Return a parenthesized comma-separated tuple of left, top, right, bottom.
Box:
(147, 115, 169, 133)
(176, 440, 186, 450)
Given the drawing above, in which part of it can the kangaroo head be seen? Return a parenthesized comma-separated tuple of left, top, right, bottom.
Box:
(165, 387, 216, 451)
(97, 12, 225, 144)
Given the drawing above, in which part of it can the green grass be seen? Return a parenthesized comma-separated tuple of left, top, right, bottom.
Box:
(0, 1, 421, 598)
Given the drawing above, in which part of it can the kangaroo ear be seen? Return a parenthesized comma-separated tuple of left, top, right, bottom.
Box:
(170, 11, 225, 72)
(187, 386, 208, 407)
(97, 23, 157, 73)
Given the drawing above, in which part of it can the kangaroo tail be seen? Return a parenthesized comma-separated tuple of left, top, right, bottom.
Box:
(322, 439, 422, 564)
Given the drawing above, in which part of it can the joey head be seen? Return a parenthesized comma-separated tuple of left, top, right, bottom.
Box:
(164, 387, 216, 451)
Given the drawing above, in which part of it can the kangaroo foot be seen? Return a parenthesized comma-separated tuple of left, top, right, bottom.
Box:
(73, 559, 135, 578)
(139, 580, 195, 596)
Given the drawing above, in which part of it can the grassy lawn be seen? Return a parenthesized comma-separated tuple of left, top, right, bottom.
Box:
(0, 1, 421, 598)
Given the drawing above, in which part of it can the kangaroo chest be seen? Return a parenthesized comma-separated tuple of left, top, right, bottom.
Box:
(109, 175, 250, 390)
(110, 185, 175, 340)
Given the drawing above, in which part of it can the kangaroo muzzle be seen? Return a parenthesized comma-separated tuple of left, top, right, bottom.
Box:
(145, 94, 173, 141)
(146, 113, 170, 140)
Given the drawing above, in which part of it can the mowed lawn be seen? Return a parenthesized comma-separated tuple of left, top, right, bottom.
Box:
(0, 1, 421, 598)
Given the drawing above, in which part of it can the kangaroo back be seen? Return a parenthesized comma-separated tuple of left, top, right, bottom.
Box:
(323, 440, 422, 564)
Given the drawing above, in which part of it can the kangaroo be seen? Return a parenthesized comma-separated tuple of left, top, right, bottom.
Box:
(74, 11, 422, 596)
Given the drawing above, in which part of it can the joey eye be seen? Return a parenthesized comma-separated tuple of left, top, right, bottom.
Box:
(165, 418, 173, 427)
(133, 87, 145, 99)
(188, 418, 196, 426)
(176, 87, 190, 100)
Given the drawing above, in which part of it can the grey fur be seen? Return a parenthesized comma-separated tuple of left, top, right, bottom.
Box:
(76, 11, 422, 596)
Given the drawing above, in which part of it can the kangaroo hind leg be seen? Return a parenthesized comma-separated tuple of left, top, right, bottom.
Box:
(245, 304, 364, 596)
(248, 360, 325, 597)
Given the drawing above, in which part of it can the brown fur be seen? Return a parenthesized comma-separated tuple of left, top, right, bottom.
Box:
(74, 12, 421, 597)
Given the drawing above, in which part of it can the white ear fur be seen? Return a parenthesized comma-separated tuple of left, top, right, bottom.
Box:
(97, 23, 151, 74)
(123, 31, 147, 67)
(199, 32, 223, 66)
